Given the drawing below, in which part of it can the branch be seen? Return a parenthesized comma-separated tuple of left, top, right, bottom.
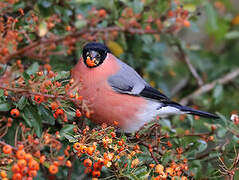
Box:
(175, 41, 204, 86)
(3, 26, 162, 63)
(180, 68, 239, 105)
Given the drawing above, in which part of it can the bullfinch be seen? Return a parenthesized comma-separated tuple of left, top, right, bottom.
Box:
(71, 42, 218, 133)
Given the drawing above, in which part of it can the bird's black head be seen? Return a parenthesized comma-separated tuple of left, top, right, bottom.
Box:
(82, 42, 111, 68)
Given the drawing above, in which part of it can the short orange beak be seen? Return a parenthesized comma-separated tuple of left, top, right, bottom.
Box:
(86, 56, 96, 67)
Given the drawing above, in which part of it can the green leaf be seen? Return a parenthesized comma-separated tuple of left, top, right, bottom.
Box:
(26, 62, 39, 75)
(22, 105, 42, 137)
(39, 0, 52, 8)
(59, 124, 75, 140)
(0, 102, 11, 111)
(0, 89, 4, 97)
(131, 0, 143, 14)
(217, 127, 227, 138)
(216, 112, 228, 126)
(22, 72, 30, 84)
(213, 84, 223, 104)
(205, 2, 218, 31)
(123, 173, 139, 180)
(0, 64, 7, 76)
(63, 133, 78, 143)
(197, 140, 207, 153)
(53, 71, 70, 81)
(134, 166, 149, 179)
(225, 31, 239, 39)
(17, 96, 28, 110)
(75, 20, 87, 29)
(38, 105, 55, 125)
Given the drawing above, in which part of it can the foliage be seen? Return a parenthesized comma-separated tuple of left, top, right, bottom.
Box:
(0, 0, 239, 180)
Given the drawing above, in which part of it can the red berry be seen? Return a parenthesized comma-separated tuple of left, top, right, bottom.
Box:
(10, 108, 20, 118)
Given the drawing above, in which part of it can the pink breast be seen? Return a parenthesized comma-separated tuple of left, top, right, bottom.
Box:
(71, 54, 147, 130)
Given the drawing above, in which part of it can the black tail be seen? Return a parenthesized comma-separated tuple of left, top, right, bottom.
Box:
(168, 103, 219, 119)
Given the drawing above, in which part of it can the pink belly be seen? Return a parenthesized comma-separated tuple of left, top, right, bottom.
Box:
(79, 81, 147, 130)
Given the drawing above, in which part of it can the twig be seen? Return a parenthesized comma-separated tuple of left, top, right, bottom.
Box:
(175, 41, 204, 86)
(2, 26, 162, 63)
(0, 139, 17, 150)
(139, 141, 159, 164)
(180, 68, 239, 105)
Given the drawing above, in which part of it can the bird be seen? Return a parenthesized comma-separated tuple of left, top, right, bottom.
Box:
(70, 42, 218, 133)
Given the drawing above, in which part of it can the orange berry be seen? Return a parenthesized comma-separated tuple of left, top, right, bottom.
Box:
(181, 176, 188, 180)
(167, 141, 172, 147)
(34, 150, 41, 158)
(11, 163, 20, 173)
(66, 25, 71, 31)
(16, 150, 26, 159)
(4, 90, 8, 96)
(8, 118, 13, 123)
(44, 64, 51, 71)
(98, 9, 106, 18)
(93, 162, 102, 171)
(110, 132, 116, 138)
(57, 155, 65, 161)
(211, 125, 216, 131)
(75, 109, 82, 117)
(145, 25, 152, 31)
(183, 20, 190, 27)
(40, 155, 46, 164)
(80, 145, 87, 153)
(21, 166, 28, 176)
(113, 121, 119, 126)
(73, 142, 81, 151)
(24, 153, 33, 161)
(49, 164, 58, 174)
(92, 178, 98, 180)
(194, 115, 200, 120)
(208, 136, 214, 141)
(34, 95, 44, 103)
(18, 144, 24, 150)
(84, 167, 92, 174)
(55, 108, 64, 116)
(149, 164, 155, 168)
(168, 10, 174, 17)
(85, 111, 90, 118)
(166, 167, 174, 176)
(28, 170, 37, 177)
(65, 160, 72, 167)
(83, 158, 92, 167)
(18, 8, 24, 15)
(53, 161, 60, 166)
(87, 146, 95, 156)
(92, 170, 101, 178)
(118, 140, 124, 146)
(37, 71, 43, 76)
(17, 159, 27, 168)
(155, 164, 164, 173)
(12, 173, 22, 180)
(10, 108, 20, 118)
(0, 170, 7, 178)
(29, 160, 39, 170)
(2, 145, 12, 154)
